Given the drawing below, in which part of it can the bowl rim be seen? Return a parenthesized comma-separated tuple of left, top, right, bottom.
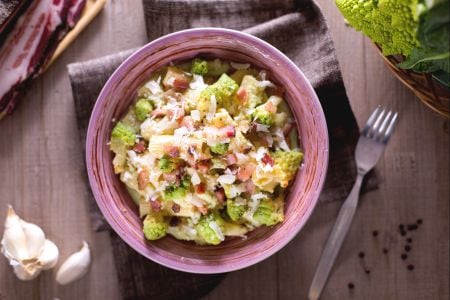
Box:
(86, 27, 329, 274)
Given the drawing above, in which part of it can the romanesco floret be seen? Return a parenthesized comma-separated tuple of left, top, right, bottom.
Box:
(206, 59, 230, 77)
(111, 121, 136, 146)
(253, 104, 275, 126)
(163, 176, 191, 201)
(210, 143, 229, 155)
(195, 213, 225, 245)
(226, 199, 246, 222)
(158, 155, 175, 173)
(272, 150, 303, 188)
(335, 0, 421, 56)
(191, 58, 208, 75)
(253, 199, 284, 226)
(143, 214, 168, 240)
(135, 98, 153, 121)
(197, 74, 239, 112)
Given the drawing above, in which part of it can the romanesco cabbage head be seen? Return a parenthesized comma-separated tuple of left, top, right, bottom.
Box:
(336, 0, 421, 56)
(111, 121, 136, 146)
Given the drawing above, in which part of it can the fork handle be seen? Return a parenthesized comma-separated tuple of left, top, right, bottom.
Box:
(308, 174, 364, 300)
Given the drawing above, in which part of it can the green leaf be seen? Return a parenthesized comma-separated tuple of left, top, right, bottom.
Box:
(432, 70, 450, 88)
(398, 48, 450, 73)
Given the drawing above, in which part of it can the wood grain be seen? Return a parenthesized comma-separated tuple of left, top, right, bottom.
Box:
(0, 0, 448, 299)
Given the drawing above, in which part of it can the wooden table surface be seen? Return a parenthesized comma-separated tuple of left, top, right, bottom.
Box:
(0, 1, 448, 299)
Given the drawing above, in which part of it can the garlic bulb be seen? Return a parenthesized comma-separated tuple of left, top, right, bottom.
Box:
(56, 241, 91, 285)
(1, 206, 28, 262)
(1, 205, 59, 281)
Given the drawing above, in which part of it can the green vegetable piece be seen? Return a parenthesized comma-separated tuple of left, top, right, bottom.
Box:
(111, 121, 136, 146)
(198, 74, 239, 112)
(210, 143, 229, 155)
(163, 176, 191, 201)
(158, 155, 175, 173)
(335, 0, 421, 57)
(272, 150, 303, 188)
(253, 105, 275, 126)
(206, 59, 230, 77)
(191, 58, 208, 75)
(226, 199, 246, 222)
(143, 214, 168, 240)
(135, 98, 153, 121)
(397, 1, 449, 80)
(253, 199, 283, 226)
(195, 213, 225, 245)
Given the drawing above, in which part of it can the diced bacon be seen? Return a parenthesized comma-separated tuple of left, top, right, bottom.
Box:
(167, 107, 185, 121)
(282, 122, 295, 136)
(196, 160, 211, 174)
(237, 163, 256, 182)
(171, 202, 181, 213)
(133, 140, 146, 154)
(194, 182, 206, 194)
(214, 187, 226, 203)
(236, 87, 248, 102)
(180, 116, 195, 130)
(220, 125, 235, 138)
(197, 206, 208, 215)
(163, 172, 178, 184)
(163, 67, 191, 92)
(265, 101, 276, 113)
(150, 199, 161, 212)
(164, 145, 180, 158)
(137, 170, 149, 190)
(163, 89, 182, 102)
(262, 153, 274, 166)
(173, 78, 190, 92)
(245, 180, 256, 194)
(151, 108, 168, 118)
(226, 154, 237, 166)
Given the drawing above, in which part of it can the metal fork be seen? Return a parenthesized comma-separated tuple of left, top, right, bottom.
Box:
(308, 106, 398, 300)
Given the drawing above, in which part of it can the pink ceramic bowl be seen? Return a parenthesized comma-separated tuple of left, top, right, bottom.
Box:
(86, 28, 328, 274)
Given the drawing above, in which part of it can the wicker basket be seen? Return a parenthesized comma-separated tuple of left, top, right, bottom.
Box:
(375, 45, 450, 118)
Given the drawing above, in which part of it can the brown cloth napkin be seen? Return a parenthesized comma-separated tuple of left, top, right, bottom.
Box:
(68, 0, 378, 299)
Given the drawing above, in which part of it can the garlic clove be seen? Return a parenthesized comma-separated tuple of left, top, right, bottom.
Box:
(19, 219, 46, 259)
(2, 205, 29, 262)
(56, 241, 91, 285)
(13, 264, 41, 281)
(38, 239, 59, 270)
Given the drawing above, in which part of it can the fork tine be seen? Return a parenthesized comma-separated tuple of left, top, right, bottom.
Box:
(370, 108, 386, 137)
(377, 110, 392, 136)
(382, 112, 398, 143)
(362, 106, 380, 136)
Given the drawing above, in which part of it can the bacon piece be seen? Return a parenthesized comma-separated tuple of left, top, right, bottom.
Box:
(171, 202, 181, 213)
(245, 180, 256, 194)
(196, 160, 211, 174)
(226, 153, 237, 166)
(162, 67, 191, 92)
(214, 187, 226, 204)
(237, 163, 256, 182)
(262, 153, 274, 166)
(162, 171, 179, 185)
(167, 107, 185, 121)
(180, 116, 195, 130)
(194, 182, 206, 194)
(137, 170, 149, 190)
(220, 125, 235, 138)
(133, 140, 146, 153)
(164, 145, 180, 158)
(0, 0, 86, 117)
(151, 108, 168, 118)
(150, 199, 161, 212)
(236, 87, 248, 102)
